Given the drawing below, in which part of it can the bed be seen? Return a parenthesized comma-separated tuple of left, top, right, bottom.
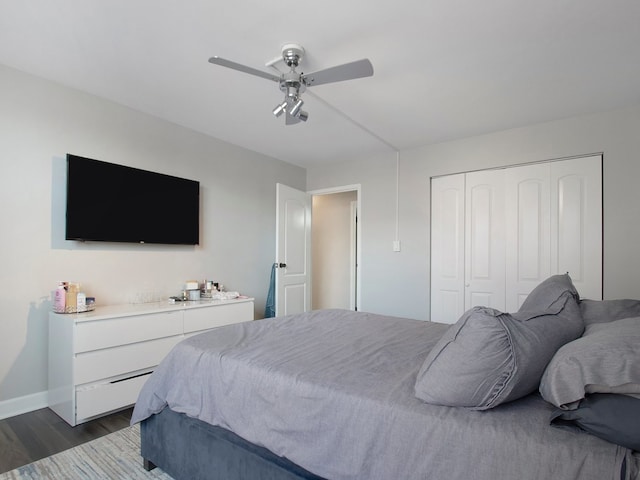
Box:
(131, 275, 640, 480)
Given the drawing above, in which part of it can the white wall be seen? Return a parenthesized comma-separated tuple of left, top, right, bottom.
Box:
(312, 191, 357, 309)
(307, 104, 640, 321)
(0, 64, 305, 412)
(308, 156, 402, 316)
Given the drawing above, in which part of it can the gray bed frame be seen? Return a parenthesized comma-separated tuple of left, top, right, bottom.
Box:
(141, 406, 633, 480)
(141, 406, 326, 480)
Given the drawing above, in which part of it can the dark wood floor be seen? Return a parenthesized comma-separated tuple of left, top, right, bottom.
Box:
(0, 407, 133, 474)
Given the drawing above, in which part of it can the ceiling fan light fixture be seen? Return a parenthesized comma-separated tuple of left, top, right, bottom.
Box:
(289, 98, 304, 117)
(272, 101, 288, 117)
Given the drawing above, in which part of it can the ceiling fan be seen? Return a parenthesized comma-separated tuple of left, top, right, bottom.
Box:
(208, 44, 374, 125)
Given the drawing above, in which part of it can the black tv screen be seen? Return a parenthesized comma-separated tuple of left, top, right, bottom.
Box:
(66, 154, 200, 245)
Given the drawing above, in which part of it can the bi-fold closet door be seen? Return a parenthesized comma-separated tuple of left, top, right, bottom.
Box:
(431, 155, 602, 324)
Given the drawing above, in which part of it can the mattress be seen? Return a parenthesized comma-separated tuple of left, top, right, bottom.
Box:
(131, 309, 635, 480)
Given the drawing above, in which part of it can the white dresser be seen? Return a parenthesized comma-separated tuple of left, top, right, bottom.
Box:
(48, 298, 254, 426)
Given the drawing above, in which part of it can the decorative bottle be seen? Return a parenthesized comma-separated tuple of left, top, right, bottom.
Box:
(54, 282, 67, 313)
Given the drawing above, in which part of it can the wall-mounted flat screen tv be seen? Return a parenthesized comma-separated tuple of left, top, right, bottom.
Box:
(66, 154, 200, 245)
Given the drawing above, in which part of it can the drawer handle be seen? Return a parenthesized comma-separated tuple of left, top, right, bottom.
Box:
(110, 371, 153, 384)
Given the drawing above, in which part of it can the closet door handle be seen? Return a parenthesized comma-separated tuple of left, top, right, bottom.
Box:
(274, 263, 287, 268)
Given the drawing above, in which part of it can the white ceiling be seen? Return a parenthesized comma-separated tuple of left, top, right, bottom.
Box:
(1, 1, 639, 168)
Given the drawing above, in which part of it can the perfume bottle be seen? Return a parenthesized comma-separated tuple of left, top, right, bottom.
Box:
(54, 282, 67, 313)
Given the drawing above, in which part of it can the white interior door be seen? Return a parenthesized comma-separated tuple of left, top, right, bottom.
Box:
(550, 155, 602, 300)
(276, 183, 311, 316)
(430, 174, 465, 323)
(465, 169, 506, 311)
(430, 155, 602, 323)
(505, 163, 551, 311)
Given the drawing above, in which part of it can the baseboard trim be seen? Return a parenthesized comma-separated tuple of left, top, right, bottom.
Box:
(0, 391, 49, 420)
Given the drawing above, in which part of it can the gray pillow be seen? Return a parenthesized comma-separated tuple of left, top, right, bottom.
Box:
(415, 275, 583, 410)
(540, 316, 640, 409)
(551, 393, 640, 451)
(519, 273, 580, 317)
(579, 298, 640, 326)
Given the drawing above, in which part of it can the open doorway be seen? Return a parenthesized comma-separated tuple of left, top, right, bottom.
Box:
(310, 186, 360, 311)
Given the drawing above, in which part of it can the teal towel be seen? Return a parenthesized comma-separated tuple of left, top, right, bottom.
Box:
(264, 263, 276, 318)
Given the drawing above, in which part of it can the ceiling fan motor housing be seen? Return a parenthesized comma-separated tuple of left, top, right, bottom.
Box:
(281, 43, 305, 67)
(280, 71, 306, 96)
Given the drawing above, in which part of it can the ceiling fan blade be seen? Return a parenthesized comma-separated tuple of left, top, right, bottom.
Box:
(302, 59, 373, 87)
(208, 56, 281, 83)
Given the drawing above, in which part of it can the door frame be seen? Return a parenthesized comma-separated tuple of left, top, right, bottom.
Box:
(349, 200, 358, 311)
(309, 184, 362, 312)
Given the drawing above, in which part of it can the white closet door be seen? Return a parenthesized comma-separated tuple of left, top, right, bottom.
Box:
(505, 163, 551, 311)
(430, 174, 465, 324)
(430, 154, 602, 323)
(550, 155, 602, 300)
(465, 170, 506, 312)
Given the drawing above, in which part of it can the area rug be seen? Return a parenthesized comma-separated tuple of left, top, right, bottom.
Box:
(0, 424, 173, 479)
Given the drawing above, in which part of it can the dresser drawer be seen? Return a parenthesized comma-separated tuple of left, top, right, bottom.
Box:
(184, 302, 254, 334)
(76, 372, 151, 422)
(75, 310, 183, 353)
(75, 335, 182, 385)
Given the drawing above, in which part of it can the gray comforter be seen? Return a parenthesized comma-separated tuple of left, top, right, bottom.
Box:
(131, 309, 636, 480)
